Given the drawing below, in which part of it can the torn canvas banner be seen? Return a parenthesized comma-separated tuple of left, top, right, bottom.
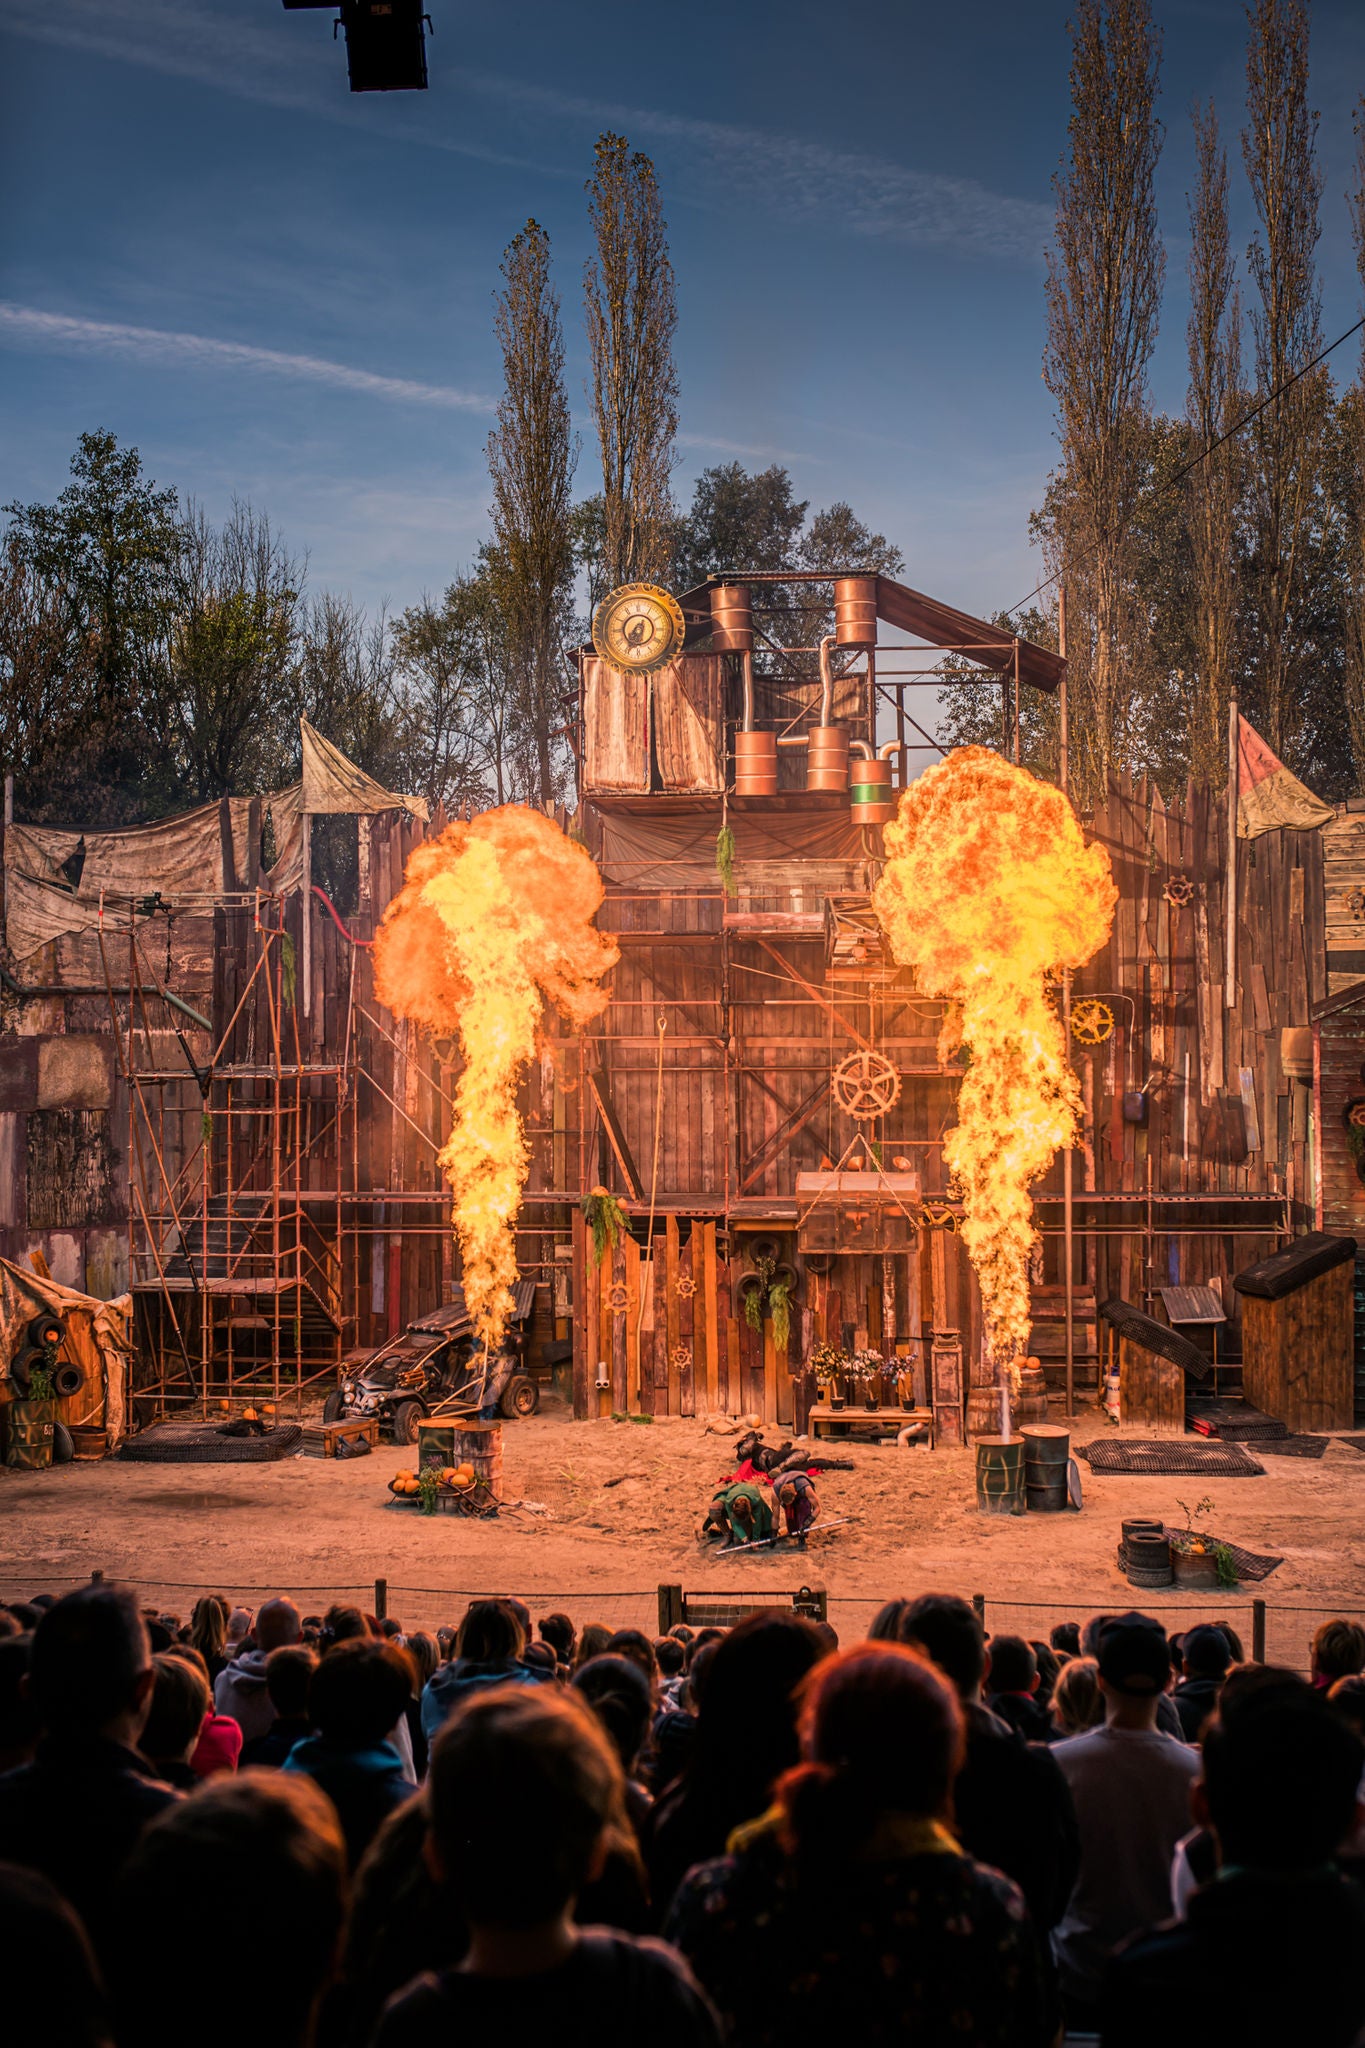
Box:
(1236, 716, 1334, 839)
(298, 719, 429, 821)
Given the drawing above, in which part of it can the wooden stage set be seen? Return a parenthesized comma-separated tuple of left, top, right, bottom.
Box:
(2, 569, 1363, 1436)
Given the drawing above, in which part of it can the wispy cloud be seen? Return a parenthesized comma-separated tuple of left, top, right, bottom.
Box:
(677, 430, 817, 464)
(0, 1, 1052, 265)
(456, 71, 1054, 265)
(0, 0, 559, 177)
(0, 303, 493, 411)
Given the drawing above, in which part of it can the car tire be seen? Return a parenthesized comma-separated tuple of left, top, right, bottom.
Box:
(392, 1399, 423, 1445)
(498, 1374, 539, 1420)
(52, 1421, 75, 1465)
(322, 1388, 347, 1424)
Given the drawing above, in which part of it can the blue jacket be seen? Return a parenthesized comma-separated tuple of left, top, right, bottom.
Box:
(420, 1658, 545, 1741)
(283, 1734, 411, 1867)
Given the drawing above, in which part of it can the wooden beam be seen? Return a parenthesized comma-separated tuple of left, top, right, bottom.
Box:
(755, 937, 876, 1054)
(585, 1068, 644, 1198)
(737, 1078, 829, 1194)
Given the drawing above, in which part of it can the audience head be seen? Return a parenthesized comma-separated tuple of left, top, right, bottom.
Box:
(404, 1631, 438, 1690)
(1213, 1618, 1244, 1662)
(898, 1594, 986, 1702)
(573, 1654, 653, 1773)
(689, 1610, 827, 1795)
(1095, 1612, 1171, 1714)
(162, 1642, 210, 1683)
(427, 1687, 621, 1928)
(112, 1775, 346, 2048)
(321, 1605, 369, 1649)
(1182, 1623, 1233, 1681)
(781, 1643, 963, 1856)
(1050, 1621, 1081, 1658)
(654, 1636, 686, 1679)
(1201, 1680, 1365, 1872)
(310, 1639, 413, 1749)
(868, 1597, 914, 1642)
(1051, 1655, 1104, 1736)
(265, 1644, 317, 1721)
(455, 1599, 525, 1665)
(30, 1585, 153, 1743)
(1328, 1674, 1365, 1740)
(0, 1634, 39, 1771)
(1031, 1641, 1060, 1706)
(574, 1623, 613, 1667)
(986, 1635, 1038, 1696)
(141, 1651, 210, 1767)
(188, 1594, 229, 1662)
(539, 1612, 576, 1666)
(226, 1606, 253, 1645)
(255, 1597, 302, 1655)
(603, 1628, 657, 1688)
(1311, 1619, 1365, 1687)
(1080, 1612, 1117, 1659)
(0, 1863, 110, 2048)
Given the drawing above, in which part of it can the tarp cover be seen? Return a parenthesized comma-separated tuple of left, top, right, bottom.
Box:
(0, 1257, 133, 1443)
(299, 718, 429, 821)
(592, 803, 865, 889)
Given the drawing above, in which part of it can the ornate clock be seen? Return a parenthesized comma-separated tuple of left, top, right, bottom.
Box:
(591, 582, 686, 675)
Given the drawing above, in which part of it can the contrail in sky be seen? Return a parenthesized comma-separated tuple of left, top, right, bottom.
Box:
(0, 304, 493, 411)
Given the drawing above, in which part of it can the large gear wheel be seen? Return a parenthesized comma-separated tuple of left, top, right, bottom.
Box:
(832, 1049, 902, 1121)
(1070, 998, 1115, 1046)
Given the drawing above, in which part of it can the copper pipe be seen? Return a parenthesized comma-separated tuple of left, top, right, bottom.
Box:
(818, 635, 836, 724)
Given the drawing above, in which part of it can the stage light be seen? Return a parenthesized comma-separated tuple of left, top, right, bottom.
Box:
(282, 2, 430, 94)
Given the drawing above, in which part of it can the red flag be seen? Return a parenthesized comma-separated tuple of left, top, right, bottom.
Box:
(1235, 715, 1333, 839)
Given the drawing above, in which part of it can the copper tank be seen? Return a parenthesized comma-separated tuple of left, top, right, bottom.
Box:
(834, 576, 878, 648)
(710, 583, 753, 651)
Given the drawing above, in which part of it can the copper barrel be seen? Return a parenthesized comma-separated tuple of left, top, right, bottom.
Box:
(710, 582, 753, 651)
(834, 575, 878, 648)
(734, 728, 778, 795)
(806, 723, 849, 792)
(849, 756, 892, 788)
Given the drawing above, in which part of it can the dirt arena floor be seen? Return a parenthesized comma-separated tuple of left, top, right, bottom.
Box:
(4, 1400, 1364, 1666)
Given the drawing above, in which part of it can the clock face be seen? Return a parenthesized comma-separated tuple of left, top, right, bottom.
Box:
(591, 583, 686, 675)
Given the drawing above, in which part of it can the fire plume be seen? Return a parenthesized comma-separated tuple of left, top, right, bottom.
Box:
(872, 748, 1115, 1384)
(374, 808, 618, 1346)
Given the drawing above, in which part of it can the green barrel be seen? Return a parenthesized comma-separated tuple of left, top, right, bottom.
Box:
(4, 1399, 54, 1471)
(1022, 1424, 1070, 1512)
(975, 1435, 1025, 1515)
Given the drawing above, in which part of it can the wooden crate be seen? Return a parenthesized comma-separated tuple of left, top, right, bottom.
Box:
(1234, 1234, 1356, 1434)
(1119, 1335, 1185, 1434)
(321, 1415, 380, 1457)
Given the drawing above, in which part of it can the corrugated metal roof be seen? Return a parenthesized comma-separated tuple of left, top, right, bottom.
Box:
(1159, 1285, 1226, 1325)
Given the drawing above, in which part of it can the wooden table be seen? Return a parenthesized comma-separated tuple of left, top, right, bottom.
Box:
(807, 1402, 933, 1441)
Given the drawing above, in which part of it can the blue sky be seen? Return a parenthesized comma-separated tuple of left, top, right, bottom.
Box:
(2, 0, 1364, 657)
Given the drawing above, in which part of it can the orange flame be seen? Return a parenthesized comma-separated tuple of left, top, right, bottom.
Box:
(872, 748, 1115, 1384)
(373, 808, 618, 1346)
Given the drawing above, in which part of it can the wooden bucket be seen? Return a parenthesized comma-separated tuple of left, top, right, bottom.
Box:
(1022, 1423, 1070, 1513)
(975, 1436, 1025, 1515)
(69, 1425, 109, 1461)
(5, 1400, 54, 1471)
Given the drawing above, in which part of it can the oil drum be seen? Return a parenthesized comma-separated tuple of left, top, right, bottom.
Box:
(1022, 1423, 1070, 1512)
(734, 729, 778, 796)
(4, 1399, 54, 1471)
(806, 724, 849, 792)
(975, 1435, 1025, 1515)
(834, 576, 878, 647)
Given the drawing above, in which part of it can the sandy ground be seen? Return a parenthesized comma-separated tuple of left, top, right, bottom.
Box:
(3, 1400, 1364, 1663)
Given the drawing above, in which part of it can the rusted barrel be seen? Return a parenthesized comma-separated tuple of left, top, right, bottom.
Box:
(1014, 1364, 1050, 1426)
(1022, 1423, 1070, 1512)
(4, 1400, 54, 1471)
(734, 729, 778, 795)
(834, 576, 878, 647)
(806, 724, 849, 792)
(975, 1436, 1025, 1515)
(710, 583, 753, 651)
(69, 1425, 109, 1460)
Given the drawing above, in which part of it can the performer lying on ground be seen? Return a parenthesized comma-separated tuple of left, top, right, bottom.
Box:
(699, 1433, 848, 1547)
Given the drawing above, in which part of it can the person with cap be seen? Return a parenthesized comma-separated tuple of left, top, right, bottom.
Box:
(1050, 1612, 1200, 2030)
(1171, 1624, 1232, 1744)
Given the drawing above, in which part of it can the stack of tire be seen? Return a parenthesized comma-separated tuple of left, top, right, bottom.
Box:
(6, 1313, 82, 1467)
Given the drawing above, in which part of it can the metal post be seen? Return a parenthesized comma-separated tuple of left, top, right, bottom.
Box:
(1059, 589, 1075, 1417)
(972, 1591, 986, 1628)
(1225, 696, 1238, 1011)
(1, 771, 12, 948)
(1013, 639, 1021, 764)
(301, 810, 313, 1020)
(1252, 1597, 1266, 1664)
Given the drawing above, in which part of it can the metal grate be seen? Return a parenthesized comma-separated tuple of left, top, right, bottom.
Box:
(1078, 1439, 1265, 1477)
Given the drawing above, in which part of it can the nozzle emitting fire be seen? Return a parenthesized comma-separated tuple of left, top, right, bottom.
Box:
(872, 748, 1115, 1390)
(374, 808, 618, 1347)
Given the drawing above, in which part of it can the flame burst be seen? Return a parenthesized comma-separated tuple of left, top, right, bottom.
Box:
(374, 808, 618, 1347)
(872, 748, 1115, 1388)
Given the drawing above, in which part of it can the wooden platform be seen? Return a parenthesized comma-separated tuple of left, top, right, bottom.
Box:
(808, 1401, 931, 1440)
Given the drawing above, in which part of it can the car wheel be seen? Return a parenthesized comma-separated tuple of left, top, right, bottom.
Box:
(499, 1374, 539, 1419)
(322, 1388, 347, 1424)
(392, 1399, 423, 1445)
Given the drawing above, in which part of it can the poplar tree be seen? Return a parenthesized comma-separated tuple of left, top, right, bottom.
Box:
(1341, 100, 1365, 784)
(584, 133, 679, 590)
(1185, 100, 1243, 787)
(486, 219, 578, 809)
(1042, 0, 1165, 806)
(1241, 0, 1327, 764)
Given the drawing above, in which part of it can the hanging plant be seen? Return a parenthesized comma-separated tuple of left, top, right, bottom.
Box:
(715, 824, 737, 898)
(740, 1252, 799, 1347)
(768, 1273, 794, 1351)
(581, 1186, 629, 1267)
(25, 1357, 55, 1404)
(280, 930, 297, 1009)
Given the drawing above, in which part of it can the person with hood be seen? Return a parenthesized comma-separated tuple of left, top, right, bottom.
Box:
(420, 1600, 543, 1741)
(214, 1596, 302, 1742)
(283, 1637, 416, 1868)
(1171, 1625, 1232, 1743)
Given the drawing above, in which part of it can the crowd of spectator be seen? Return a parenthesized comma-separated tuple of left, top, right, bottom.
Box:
(0, 1583, 1362, 2047)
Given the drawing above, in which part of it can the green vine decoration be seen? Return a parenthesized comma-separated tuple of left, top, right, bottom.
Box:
(768, 1273, 793, 1351)
(25, 1358, 55, 1403)
(715, 824, 737, 898)
(1213, 1541, 1239, 1590)
(743, 1251, 776, 1333)
(280, 930, 297, 1009)
(582, 1186, 629, 1267)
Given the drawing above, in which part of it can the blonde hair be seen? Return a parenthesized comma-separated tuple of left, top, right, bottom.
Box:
(189, 1595, 229, 1664)
(1052, 1655, 1104, 1736)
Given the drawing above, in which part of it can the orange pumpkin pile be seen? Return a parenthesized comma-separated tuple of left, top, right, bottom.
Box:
(387, 1462, 477, 1499)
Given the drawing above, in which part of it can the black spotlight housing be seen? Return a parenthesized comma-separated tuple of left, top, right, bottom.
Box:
(282, 1, 430, 94)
